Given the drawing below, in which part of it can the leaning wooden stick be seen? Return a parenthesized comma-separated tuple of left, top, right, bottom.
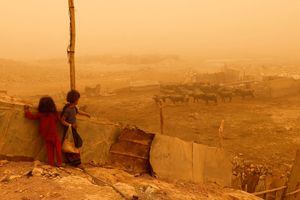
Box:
(159, 100, 164, 135)
(252, 186, 287, 196)
(285, 188, 300, 196)
(218, 120, 225, 149)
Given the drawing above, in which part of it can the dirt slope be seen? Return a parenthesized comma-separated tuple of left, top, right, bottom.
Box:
(0, 161, 261, 200)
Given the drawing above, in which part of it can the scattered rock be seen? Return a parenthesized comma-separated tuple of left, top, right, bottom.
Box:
(0, 175, 9, 183)
(28, 164, 62, 179)
(0, 160, 9, 167)
(113, 182, 138, 199)
(23, 170, 33, 177)
(32, 167, 43, 177)
(145, 184, 159, 195)
(8, 175, 22, 181)
(41, 165, 52, 170)
(33, 160, 42, 168)
(43, 167, 61, 179)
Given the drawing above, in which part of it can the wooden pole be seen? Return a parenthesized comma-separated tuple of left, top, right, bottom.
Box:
(286, 188, 300, 197)
(159, 101, 164, 135)
(68, 0, 76, 90)
(252, 186, 287, 196)
(285, 150, 300, 199)
(218, 120, 224, 149)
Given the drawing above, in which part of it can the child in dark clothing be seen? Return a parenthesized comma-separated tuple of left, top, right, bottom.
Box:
(61, 90, 90, 167)
(24, 96, 62, 167)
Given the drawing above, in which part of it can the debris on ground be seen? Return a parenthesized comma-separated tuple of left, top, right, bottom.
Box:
(0, 161, 263, 200)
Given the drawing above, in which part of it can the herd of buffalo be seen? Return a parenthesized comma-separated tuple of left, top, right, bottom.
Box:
(153, 83, 255, 105)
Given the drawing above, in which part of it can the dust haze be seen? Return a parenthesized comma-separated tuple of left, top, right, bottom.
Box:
(1, 0, 300, 60)
(2, 1, 300, 199)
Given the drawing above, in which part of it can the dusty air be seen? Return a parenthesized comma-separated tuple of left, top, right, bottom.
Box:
(1, 1, 300, 200)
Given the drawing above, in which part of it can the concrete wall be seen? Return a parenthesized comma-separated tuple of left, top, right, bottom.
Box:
(150, 134, 232, 187)
(0, 101, 120, 165)
(0, 100, 232, 187)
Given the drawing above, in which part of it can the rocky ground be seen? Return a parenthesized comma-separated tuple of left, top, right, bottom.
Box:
(0, 160, 261, 200)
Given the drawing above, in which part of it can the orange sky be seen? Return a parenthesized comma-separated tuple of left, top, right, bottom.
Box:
(0, 0, 300, 60)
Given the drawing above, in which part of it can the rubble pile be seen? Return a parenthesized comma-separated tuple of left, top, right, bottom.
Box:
(232, 154, 278, 193)
(0, 160, 263, 199)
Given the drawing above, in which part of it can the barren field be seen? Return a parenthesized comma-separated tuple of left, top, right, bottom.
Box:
(80, 89, 300, 172)
(2, 62, 300, 176)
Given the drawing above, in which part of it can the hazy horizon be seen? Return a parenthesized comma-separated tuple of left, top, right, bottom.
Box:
(1, 0, 300, 61)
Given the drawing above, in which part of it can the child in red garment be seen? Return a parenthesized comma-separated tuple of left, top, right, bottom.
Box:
(24, 96, 62, 167)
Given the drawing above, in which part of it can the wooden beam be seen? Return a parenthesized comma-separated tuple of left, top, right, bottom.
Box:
(218, 120, 224, 149)
(159, 101, 164, 135)
(68, 0, 76, 90)
(110, 151, 149, 160)
(252, 186, 287, 196)
(286, 188, 300, 196)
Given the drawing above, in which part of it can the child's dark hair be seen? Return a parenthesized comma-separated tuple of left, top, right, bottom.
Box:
(38, 96, 57, 113)
(67, 90, 81, 103)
